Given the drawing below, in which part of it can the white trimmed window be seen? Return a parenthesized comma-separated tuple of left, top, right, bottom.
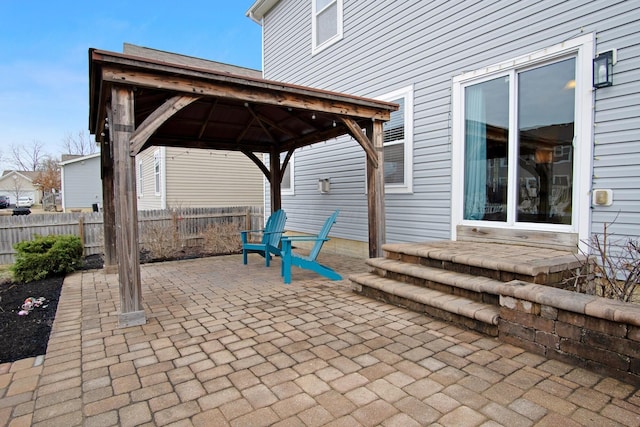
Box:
(378, 86, 414, 193)
(281, 153, 294, 195)
(451, 34, 594, 244)
(312, 0, 343, 54)
(137, 160, 144, 196)
(154, 150, 162, 196)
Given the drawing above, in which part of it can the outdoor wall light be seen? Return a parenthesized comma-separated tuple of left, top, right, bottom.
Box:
(318, 178, 330, 193)
(593, 50, 615, 88)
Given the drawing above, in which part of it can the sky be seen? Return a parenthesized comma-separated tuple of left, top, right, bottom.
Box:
(0, 1, 262, 172)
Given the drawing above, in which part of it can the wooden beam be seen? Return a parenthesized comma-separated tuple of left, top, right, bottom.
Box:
(242, 150, 270, 181)
(111, 85, 146, 327)
(101, 67, 393, 121)
(130, 95, 201, 156)
(365, 121, 386, 258)
(341, 118, 378, 169)
(197, 99, 218, 139)
(101, 117, 117, 273)
(269, 148, 282, 212)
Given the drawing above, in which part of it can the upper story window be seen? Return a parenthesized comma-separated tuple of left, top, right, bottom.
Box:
(312, 0, 343, 54)
(378, 86, 414, 193)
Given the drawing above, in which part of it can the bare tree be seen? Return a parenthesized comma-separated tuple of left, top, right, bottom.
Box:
(61, 130, 97, 156)
(33, 156, 61, 193)
(11, 141, 45, 171)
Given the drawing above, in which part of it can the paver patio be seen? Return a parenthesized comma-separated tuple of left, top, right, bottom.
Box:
(1, 253, 639, 426)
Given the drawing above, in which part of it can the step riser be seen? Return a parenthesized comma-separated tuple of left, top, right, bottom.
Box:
(373, 267, 500, 306)
(387, 251, 571, 286)
(357, 285, 498, 336)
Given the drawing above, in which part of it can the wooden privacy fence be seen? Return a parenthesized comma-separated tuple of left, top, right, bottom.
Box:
(0, 206, 263, 265)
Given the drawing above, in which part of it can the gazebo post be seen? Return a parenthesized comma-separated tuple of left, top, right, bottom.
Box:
(101, 109, 117, 274)
(111, 86, 145, 327)
(269, 147, 282, 212)
(366, 120, 386, 258)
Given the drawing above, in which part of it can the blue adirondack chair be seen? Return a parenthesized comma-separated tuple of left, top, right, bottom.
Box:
(281, 210, 342, 284)
(241, 209, 287, 266)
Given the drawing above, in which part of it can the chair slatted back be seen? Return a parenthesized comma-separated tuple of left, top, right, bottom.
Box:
(308, 210, 339, 261)
(263, 209, 287, 246)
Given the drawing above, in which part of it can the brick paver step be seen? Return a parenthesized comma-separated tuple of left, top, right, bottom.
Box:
(382, 241, 584, 285)
(366, 257, 508, 296)
(350, 272, 499, 326)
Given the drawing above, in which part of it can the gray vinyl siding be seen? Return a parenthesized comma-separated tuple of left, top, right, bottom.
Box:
(61, 155, 102, 210)
(261, 0, 640, 245)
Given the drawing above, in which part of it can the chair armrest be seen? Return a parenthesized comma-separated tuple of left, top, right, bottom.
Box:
(282, 236, 328, 242)
(240, 229, 265, 234)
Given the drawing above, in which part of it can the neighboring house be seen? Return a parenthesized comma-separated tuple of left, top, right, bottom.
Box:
(0, 170, 41, 206)
(135, 146, 264, 210)
(59, 153, 102, 212)
(248, 0, 639, 256)
(125, 44, 265, 210)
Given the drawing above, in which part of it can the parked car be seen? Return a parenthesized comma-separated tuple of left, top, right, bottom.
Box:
(0, 195, 9, 208)
(16, 197, 33, 208)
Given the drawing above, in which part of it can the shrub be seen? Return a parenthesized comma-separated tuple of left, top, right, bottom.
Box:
(202, 222, 242, 255)
(566, 221, 640, 302)
(11, 235, 83, 283)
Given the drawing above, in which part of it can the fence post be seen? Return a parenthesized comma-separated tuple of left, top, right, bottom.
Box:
(172, 210, 179, 248)
(78, 215, 86, 256)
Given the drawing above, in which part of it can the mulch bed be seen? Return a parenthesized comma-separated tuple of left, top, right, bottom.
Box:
(0, 250, 222, 364)
(0, 276, 63, 364)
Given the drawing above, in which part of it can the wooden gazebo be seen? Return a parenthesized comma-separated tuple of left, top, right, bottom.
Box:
(89, 48, 397, 326)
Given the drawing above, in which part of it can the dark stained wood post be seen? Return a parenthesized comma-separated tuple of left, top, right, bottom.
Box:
(366, 120, 386, 257)
(111, 86, 145, 327)
(269, 147, 282, 212)
(101, 111, 117, 273)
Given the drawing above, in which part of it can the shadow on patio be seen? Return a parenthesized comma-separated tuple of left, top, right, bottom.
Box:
(2, 252, 640, 426)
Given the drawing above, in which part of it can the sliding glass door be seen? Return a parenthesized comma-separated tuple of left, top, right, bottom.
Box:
(462, 57, 576, 226)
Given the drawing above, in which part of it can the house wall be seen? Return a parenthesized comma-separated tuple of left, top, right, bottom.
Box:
(61, 155, 102, 211)
(136, 146, 264, 210)
(136, 147, 164, 210)
(260, 0, 640, 249)
(0, 173, 38, 206)
(164, 147, 264, 208)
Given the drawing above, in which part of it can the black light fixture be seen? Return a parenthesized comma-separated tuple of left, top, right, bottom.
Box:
(593, 50, 614, 88)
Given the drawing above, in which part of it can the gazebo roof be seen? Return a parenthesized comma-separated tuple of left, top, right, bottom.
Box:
(89, 48, 397, 157)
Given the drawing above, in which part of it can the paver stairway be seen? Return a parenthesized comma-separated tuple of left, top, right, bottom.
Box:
(349, 241, 584, 336)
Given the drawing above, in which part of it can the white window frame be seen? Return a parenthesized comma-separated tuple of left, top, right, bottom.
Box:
(377, 85, 414, 194)
(312, 0, 343, 55)
(451, 34, 594, 250)
(281, 152, 294, 196)
(137, 159, 144, 197)
(154, 150, 162, 196)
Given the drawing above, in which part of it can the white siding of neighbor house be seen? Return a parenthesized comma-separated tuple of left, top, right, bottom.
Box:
(60, 155, 102, 211)
(259, 0, 640, 245)
(136, 146, 264, 210)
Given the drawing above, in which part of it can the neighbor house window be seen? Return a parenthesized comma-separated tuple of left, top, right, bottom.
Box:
(138, 160, 144, 196)
(312, 0, 343, 54)
(154, 150, 162, 196)
(378, 86, 414, 193)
